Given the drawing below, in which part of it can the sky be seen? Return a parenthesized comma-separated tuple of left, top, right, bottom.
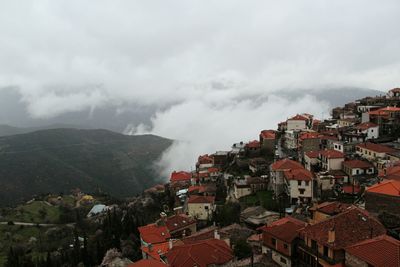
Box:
(1, 1, 400, 177)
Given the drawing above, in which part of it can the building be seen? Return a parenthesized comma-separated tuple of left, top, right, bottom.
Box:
(298, 206, 386, 267)
(318, 150, 345, 171)
(368, 106, 400, 135)
(249, 157, 269, 174)
(303, 151, 320, 171)
(165, 214, 197, 239)
(196, 154, 213, 170)
(187, 195, 215, 221)
(270, 159, 304, 197)
(345, 235, 400, 267)
(308, 202, 351, 224)
(364, 179, 400, 216)
(245, 140, 261, 157)
(355, 142, 396, 166)
(128, 259, 168, 267)
(170, 171, 192, 191)
(286, 114, 310, 131)
(166, 238, 233, 267)
(259, 130, 276, 155)
(388, 87, 400, 98)
(261, 216, 306, 267)
(298, 132, 321, 156)
(283, 168, 314, 204)
(138, 222, 171, 261)
(342, 160, 375, 182)
(233, 176, 267, 199)
(354, 122, 379, 140)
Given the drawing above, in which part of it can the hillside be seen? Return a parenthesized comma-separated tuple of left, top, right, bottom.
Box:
(0, 128, 172, 206)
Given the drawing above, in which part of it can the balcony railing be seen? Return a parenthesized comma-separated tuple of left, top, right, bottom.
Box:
(297, 240, 343, 266)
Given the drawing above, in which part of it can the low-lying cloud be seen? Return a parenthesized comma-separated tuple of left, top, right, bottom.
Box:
(0, 1, 399, 177)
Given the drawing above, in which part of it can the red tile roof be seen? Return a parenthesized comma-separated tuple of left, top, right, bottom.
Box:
(166, 239, 233, 267)
(300, 206, 386, 249)
(128, 259, 168, 267)
(138, 224, 171, 244)
(299, 132, 321, 141)
(309, 202, 351, 216)
(343, 160, 373, 169)
(198, 154, 213, 164)
(345, 235, 400, 267)
(319, 149, 344, 159)
(170, 171, 192, 183)
(141, 242, 170, 261)
(356, 142, 396, 153)
(304, 151, 320, 159)
(369, 106, 400, 116)
(380, 165, 400, 180)
(261, 217, 306, 243)
(260, 130, 276, 139)
(271, 158, 304, 171)
(356, 122, 378, 130)
(207, 167, 220, 173)
(284, 168, 313, 181)
(366, 179, 400, 197)
(342, 185, 361, 194)
(165, 214, 196, 233)
(187, 195, 215, 204)
(246, 140, 261, 148)
(288, 114, 309, 121)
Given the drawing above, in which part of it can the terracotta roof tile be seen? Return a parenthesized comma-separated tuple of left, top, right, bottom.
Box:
(170, 171, 192, 182)
(166, 239, 233, 267)
(300, 206, 386, 249)
(262, 217, 306, 243)
(345, 235, 400, 267)
(309, 202, 351, 216)
(128, 259, 168, 267)
(355, 122, 378, 130)
(260, 130, 276, 139)
(246, 140, 261, 148)
(319, 149, 344, 159)
(165, 214, 196, 233)
(356, 142, 396, 153)
(271, 159, 303, 171)
(288, 114, 309, 121)
(140, 242, 170, 261)
(343, 160, 373, 169)
(366, 179, 400, 197)
(284, 168, 313, 181)
(138, 224, 171, 244)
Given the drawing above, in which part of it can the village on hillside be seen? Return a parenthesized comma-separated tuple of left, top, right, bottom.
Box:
(130, 88, 400, 267)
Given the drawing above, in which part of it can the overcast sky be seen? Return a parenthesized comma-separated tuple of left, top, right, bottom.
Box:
(1, 1, 399, 175)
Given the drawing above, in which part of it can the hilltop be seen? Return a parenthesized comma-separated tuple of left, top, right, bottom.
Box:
(0, 128, 172, 206)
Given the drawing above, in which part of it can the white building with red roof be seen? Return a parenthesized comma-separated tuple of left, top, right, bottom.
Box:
(270, 158, 304, 196)
(283, 168, 314, 204)
(355, 122, 379, 140)
(318, 150, 345, 171)
(187, 195, 215, 221)
(342, 160, 375, 179)
(286, 114, 310, 131)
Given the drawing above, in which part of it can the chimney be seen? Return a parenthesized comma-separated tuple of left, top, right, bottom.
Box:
(328, 228, 335, 244)
(214, 229, 220, 240)
(169, 239, 173, 249)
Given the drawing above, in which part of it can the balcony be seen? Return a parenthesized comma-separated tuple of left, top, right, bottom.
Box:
(297, 240, 343, 266)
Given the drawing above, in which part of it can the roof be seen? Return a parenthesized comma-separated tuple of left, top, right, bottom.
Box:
(288, 114, 309, 121)
(356, 142, 396, 153)
(389, 88, 400, 93)
(343, 160, 373, 169)
(299, 132, 321, 141)
(198, 154, 213, 164)
(300, 206, 386, 249)
(366, 179, 400, 197)
(138, 224, 171, 244)
(345, 235, 400, 267)
(369, 106, 400, 116)
(260, 130, 276, 139)
(284, 168, 313, 181)
(305, 151, 320, 159)
(319, 149, 344, 159)
(380, 165, 400, 180)
(166, 239, 233, 267)
(342, 185, 361, 194)
(246, 140, 260, 148)
(261, 217, 306, 243)
(187, 195, 215, 204)
(140, 242, 170, 261)
(128, 259, 168, 267)
(356, 122, 378, 130)
(309, 202, 351, 216)
(170, 171, 192, 182)
(165, 214, 196, 233)
(271, 158, 304, 171)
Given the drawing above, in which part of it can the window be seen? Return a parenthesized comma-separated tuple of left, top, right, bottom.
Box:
(271, 238, 276, 246)
(311, 240, 317, 250)
(305, 181, 309, 186)
(204, 206, 209, 210)
(280, 257, 287, 264)
(356, 169, 360, 175)
(298, 181, 302, 186)
(323, 246, 329, 257)
(284, 244, 288, 249)
(299, 188, 305, 195)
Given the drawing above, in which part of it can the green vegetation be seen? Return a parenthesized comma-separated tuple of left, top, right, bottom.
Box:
(214, 202, 241, 227)
(240, 190, 277, 211)
(0, 128, 172, 206)
(233, 239, 252, 260)
(2, 201, 61, 224)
